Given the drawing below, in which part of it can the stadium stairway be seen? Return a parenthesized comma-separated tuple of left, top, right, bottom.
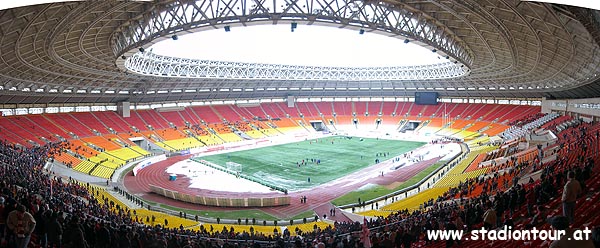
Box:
(464, 153, 489, 173)
(156, 137, 204, 151)
(434, 168, 488, 188)
(313, 203, 353, 223)
(377, 187, 451, 213)
(259, 128, 280, 137)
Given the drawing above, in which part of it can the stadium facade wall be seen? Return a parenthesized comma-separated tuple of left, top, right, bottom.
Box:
(542, 97, 600, 120)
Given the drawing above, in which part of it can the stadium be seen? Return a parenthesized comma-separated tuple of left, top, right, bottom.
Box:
(0, 0, 599, 247)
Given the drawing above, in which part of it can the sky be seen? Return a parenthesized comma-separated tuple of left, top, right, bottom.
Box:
(150, 24, 448, 67)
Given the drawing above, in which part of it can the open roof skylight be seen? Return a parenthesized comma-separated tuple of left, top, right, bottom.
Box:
(150, 25, 447, 67)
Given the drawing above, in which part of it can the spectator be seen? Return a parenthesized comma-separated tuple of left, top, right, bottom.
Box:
(0, 196, 5, 244)
(528, 205, 547, 228)
(548, 216, 594, 248)
(482, 205, 497, 230)
(45, 211, 62, 248)
(592, 227, 600, 248)
(526, 188, 536, 216)
(380, 233, 393, 248)
(96, 222, 111, 248)
(445, 219, 459, 247)
(6, 204, 36, 248)
(561, 171, 582, 224)
(33, 205, 46, 247)
(502, 213, 514, 229)
(62, 216, 88, 248)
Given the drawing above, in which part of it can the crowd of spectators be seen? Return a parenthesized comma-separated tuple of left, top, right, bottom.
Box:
(1, 118, 600, 248)
(189, 124, 209, 137)
(0, 140, 351, 247)
(333, 121, 600, 247)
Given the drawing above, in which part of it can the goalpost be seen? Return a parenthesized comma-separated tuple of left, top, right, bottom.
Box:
(226, 162, 243, 174)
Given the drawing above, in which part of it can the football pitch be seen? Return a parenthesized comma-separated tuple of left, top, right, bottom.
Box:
(197, 136, 426, 191)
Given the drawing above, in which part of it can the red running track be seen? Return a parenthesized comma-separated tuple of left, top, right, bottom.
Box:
(124, 153, 440, 219)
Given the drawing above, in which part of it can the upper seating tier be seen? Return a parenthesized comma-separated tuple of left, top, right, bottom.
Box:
(136, 110, 168, 129)
(70, 112, 109, 134)
(46, 113, 95, 137)
(354, 102, 366, 116)
(94, 111, 131, 133)
(213, 105, 243, 122)
(157, 111, 187, 127)
(0, 102, 540, 165)
(190, 106, 222, 123)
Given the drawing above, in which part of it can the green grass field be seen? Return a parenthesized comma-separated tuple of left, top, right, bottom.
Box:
(198, 136, 425, 191)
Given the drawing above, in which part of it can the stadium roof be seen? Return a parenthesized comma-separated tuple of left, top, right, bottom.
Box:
(1, 0, 600, 104)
